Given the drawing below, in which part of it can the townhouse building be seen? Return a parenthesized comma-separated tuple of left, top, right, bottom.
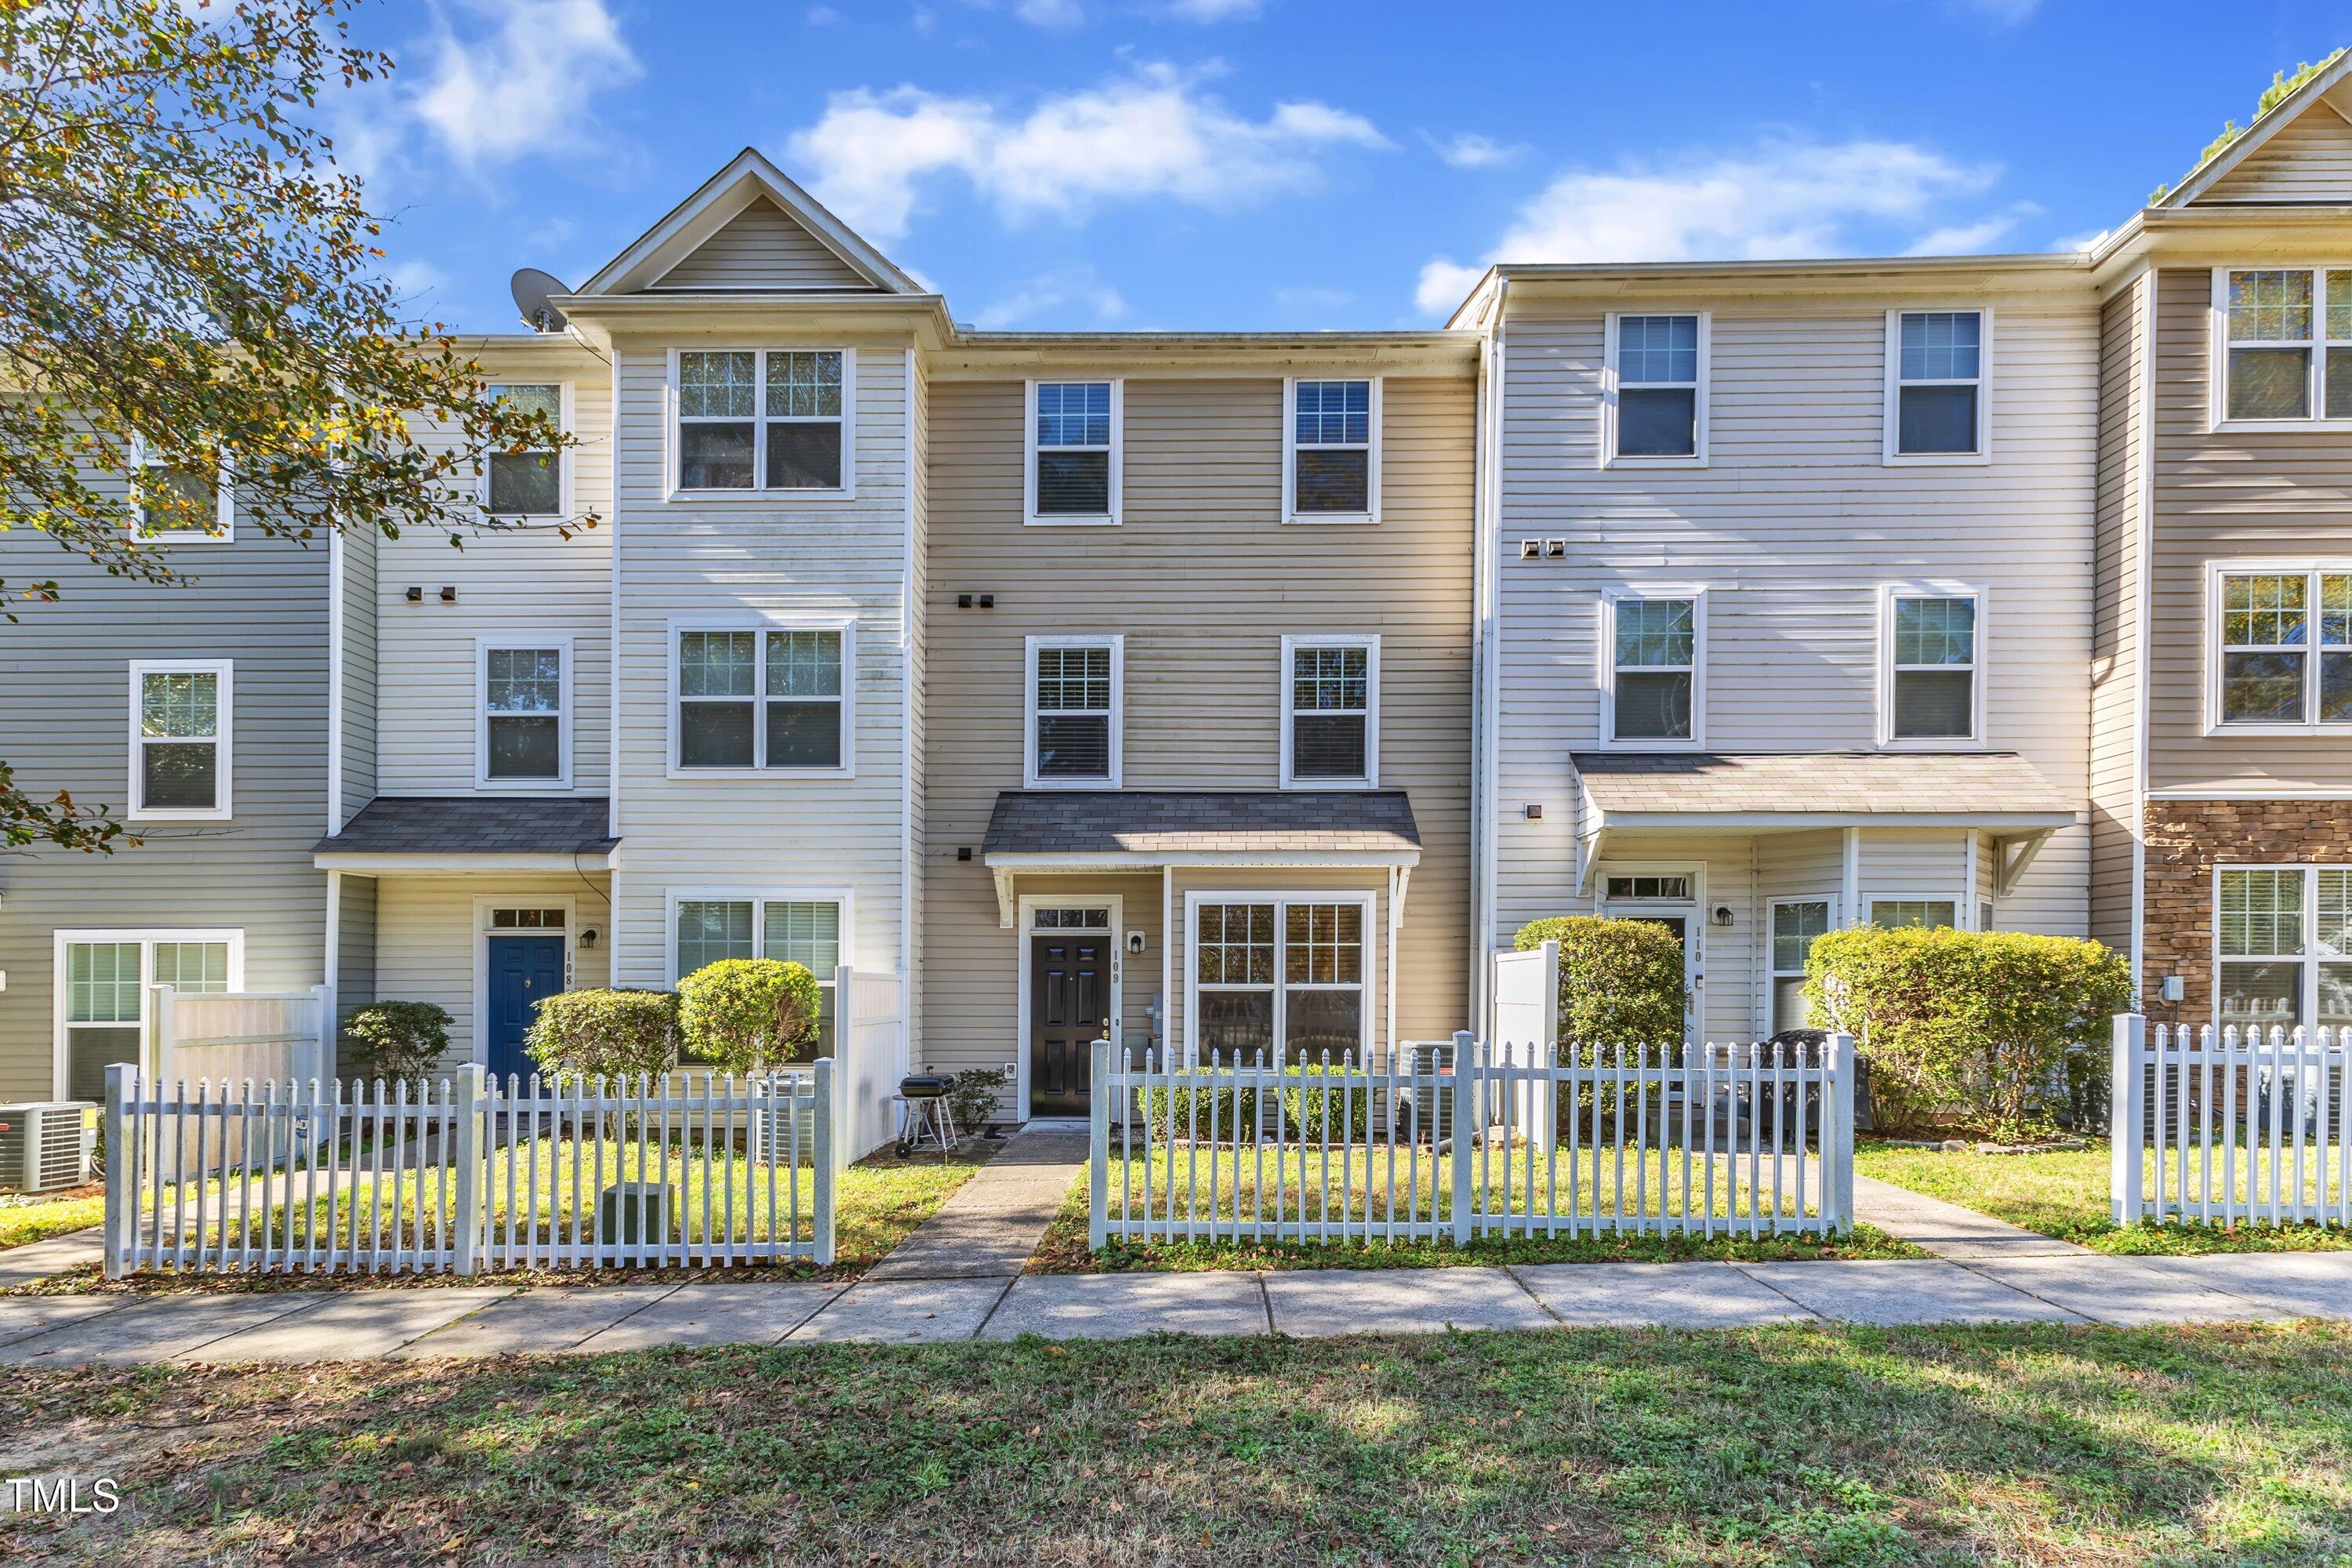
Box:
(8, 63, 2352, 1131)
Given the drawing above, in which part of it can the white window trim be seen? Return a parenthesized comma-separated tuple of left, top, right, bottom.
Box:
(1867, 896, 1962, 929)
(51, 927, 245, 1098)
(2208, 266, 2352, 432)
(1602, 310, 1710, 468)
(664, 615, 858, 781)
(475, 635, 575, 791)
(661, 887, 856, 986)
(663, 347, 857, 502)
(2211, 863, 2352, 1031)
(1014, 892, 1126, 1115)
(472, 895, 579, 1075)
(2203, 560, 2352, 735)
(1766, 895, 1839, 1033)
(478, 379, 574, 521)
(1281, 375, 1382, 525)
(1024, 633, 1124, 790)
(1022, 378, 1123, 527)
(1599, 586, 1707, 751)
(127, 659, 232, 821)
(1181, 890, 1376, 1065)
(128, 437, 234, 543)
(1882, 307, 1993, 466)
(1877, 583, 1989, 750)
(1279, 633, 1380, 789)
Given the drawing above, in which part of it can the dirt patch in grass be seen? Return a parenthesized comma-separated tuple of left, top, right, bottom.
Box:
(2, 1323, 2346, 1566)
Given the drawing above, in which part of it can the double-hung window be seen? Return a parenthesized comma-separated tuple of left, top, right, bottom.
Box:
(129, 439, 233, 543)
(673, 625, 851, 773)
(1606, 593, 1700, 744)
(1026, 380, 1119, 522)
(672, 895, 844, 1054)
(2215, 267, 2352, 423)
(1025, 636, 1121, 787)
(1281, 636, 1377, 786)
(57, 932, 238, 1099)
(1884, 590, 1982, 742)
(483, 383, 564, 517)
(2216, 866, 2352, 1031)
(2212, 566, 2352, 728)
(1286, 378, 1378, 521)
(1190, 897, 1368, 1062)
(1608, 314, 1704, 462)
(129, 661, 230, 818)
(479, 640, 569, 786)
(674, 349, 849, 492)
(1886, 310, 1987, 459)
(1769, 899, 1833, 1033)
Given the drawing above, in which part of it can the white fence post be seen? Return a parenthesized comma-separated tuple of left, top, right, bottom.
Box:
(1449, 1029, 1475, 1245)
(103, 1064, 133, 1279)
(811, 1057, 837, 1267)
(2111, 1013, 2145, 1225)
(1824, 1032, 1857, 1234)
(1088, 1039, 1112, 1250)
(452, 1065, 485, 1276)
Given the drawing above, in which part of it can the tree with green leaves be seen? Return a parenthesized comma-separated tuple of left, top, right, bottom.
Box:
(1, 0, 591, 852)
(2151, 51, 2347, 202)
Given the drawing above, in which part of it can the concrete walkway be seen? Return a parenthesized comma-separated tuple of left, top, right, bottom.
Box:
(0, 1228, 102, 1290)
(1851, 1174, 2089, 1259)
(3, 1251, 2350, 1363)
(862, 1123, 1087, 1280)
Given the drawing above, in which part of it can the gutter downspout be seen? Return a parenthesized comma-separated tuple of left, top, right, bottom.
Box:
(1471, 277, 1508, 1037)
(2129, 267, 2157, 992)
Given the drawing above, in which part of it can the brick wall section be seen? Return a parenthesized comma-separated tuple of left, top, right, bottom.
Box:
(2143, 798, 2352, 1015)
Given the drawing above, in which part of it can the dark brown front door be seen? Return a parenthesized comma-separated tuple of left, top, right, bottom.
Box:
(1030, 933, 1108, 1117)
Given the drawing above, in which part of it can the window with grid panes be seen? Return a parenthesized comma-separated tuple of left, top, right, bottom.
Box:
(1291, 380, 1372, 514)
(1614, 314, 1700, 458)
(1033, 642, 1114, 780)
(1032, 382, 1113, 516)
(1288, 643, 1370, 781)
(1890, 596, 1978, 739)
(1612, 598, 1695, 740)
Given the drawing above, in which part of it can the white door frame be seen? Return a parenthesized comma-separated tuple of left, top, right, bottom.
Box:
(1596, 862, 1704, 1044)
(1014, 892, 1124, 1120)
(472, 895, 579, 1073)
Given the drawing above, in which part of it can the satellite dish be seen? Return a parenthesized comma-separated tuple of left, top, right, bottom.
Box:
(510, 268, 572, 333)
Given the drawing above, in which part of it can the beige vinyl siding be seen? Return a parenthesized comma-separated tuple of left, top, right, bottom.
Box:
(918, 372, 1478, 1079)
(648, 198, 875, 292)
(2199, 108, 2352, 204)
(338, 523, 378, 829)
(373, 343, 614, 796)
(906, 353, 930, 1059)
(2146, 264, 2352, 792)
(607, 336, 914, 993)
(1493, 293, 2096, 951)
(2089, 273, 2149, 955)
(372, 875, 611, 1068)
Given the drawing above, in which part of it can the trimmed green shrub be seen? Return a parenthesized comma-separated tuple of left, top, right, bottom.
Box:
(342, 1000, 451, 1085)
(943, 1066, 1010, 1134)
(1804, 926, 2132, 1141)
(676, 959, 821, 1073)
(1279, 1062, 1374, 1143)
(524, 988, 677, 1082)
(1515, 916, 1686, 1049)
(1142, 1071, 1261, 1142)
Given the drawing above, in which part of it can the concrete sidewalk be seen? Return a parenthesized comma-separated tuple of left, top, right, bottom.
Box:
(2, 1250, 2347, 1364)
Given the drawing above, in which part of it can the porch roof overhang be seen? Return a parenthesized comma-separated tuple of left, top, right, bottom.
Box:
(980, 789, 1421, 928)
(313, 797, 617, 874)
(1569, 751, 2078, 897)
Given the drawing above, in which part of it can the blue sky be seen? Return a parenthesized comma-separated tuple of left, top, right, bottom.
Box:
(335, 0, 2352, 333)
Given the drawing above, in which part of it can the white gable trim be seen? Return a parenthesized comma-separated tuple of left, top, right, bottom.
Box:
(2161, 50, 2352, 208)
(577, 147, 922, 297)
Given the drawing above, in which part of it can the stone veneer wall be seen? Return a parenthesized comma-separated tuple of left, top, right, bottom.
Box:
(2142, 798, 2352, 1020)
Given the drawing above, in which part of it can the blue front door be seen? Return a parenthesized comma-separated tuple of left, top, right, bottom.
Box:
(486, 935, 565, 1082)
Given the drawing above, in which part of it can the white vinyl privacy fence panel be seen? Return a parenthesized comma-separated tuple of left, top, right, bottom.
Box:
(2111, 1015, 2350, 1229)
(104, 1061, 835, 1277)
(1087, 1034, 1854, 1250)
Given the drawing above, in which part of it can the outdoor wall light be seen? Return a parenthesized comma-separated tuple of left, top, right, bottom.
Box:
(1711, 906, 1735, 927)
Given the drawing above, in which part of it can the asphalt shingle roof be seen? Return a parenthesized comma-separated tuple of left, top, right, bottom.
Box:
(316, 797, 617, 856)
(1570, 752, 2076, 818)
(982, 790, 1421, 858)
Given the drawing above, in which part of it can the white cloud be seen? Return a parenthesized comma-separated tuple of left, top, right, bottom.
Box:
(1902, 209, 2030, 256)
(1425, 131, 1523, 169)
(2053, 227, 2111, 254)
(412, 0, 641, 169)
(1012, 0, 1085, 24)
(807, 4, 840, 20)
(1950, 0, 2039, 23)
(1156, 0, 1266, 19)
(1414, 137, 2001, 314)
(970, 267, 1131, 328)
(786, 64, 1385, 241)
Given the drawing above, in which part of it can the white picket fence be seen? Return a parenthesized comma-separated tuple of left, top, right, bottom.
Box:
(103, 1061, 835, 1276)
(2111, 1016, 2350, 1229)
(1087, 1033, 1855, 1250)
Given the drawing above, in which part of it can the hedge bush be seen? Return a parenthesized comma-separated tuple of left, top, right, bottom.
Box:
(1142, 1070, 1261, 1141)
(1803, 926, 2132, 1141)
(1136, 1063, 1374, 1142)
(524, 988, 677, 1082)
(1279, 1062, 1374, 1143)
(1514, 916, 1686, 1050)
(677, 959, 822, 1073)
(342, 1001, 450, 1085)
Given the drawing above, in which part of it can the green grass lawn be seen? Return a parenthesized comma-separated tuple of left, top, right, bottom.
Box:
(0, 1185, 105, 1251)
(5, 1323, 2348, 1566)
(1857, 1140, 2352, 1254)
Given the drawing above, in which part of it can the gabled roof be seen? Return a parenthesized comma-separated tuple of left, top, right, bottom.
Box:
(575, 147, 923, 297)
(2159, 49, 2352, 208)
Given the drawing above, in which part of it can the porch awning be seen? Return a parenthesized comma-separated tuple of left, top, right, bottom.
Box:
(314, 796, 617, 873)
(1569, 750, 2078, 894)
(981, 789, 1421, 927)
